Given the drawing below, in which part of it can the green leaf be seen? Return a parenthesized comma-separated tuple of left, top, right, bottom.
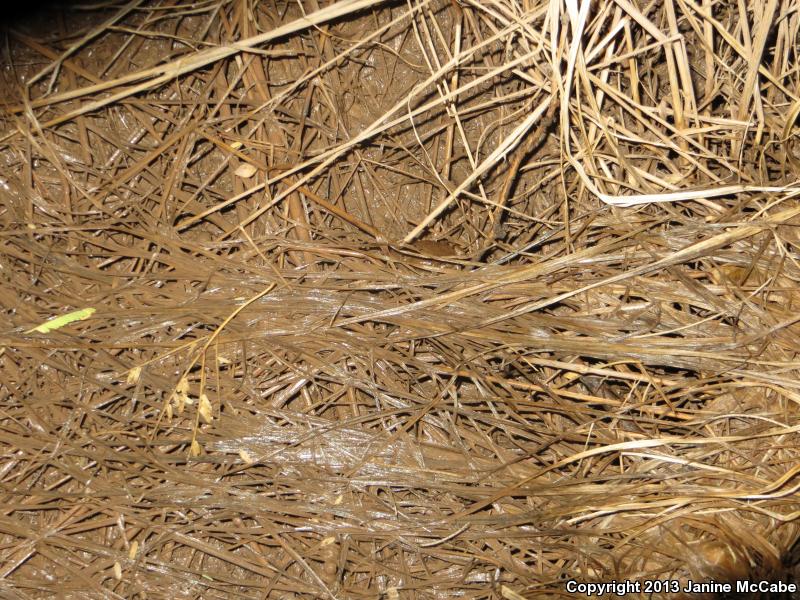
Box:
(26, 307, 96, 334)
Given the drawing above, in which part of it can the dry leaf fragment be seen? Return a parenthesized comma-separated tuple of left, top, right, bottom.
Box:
(234, 163, 257, 178)
(198, 394, 213, 424)
(172, 392, 186, 414)
(126, 366, 142, 385)
(190, 440, 202, 456)
(172, 378, 191, 414)
(501, 586, 526, 600)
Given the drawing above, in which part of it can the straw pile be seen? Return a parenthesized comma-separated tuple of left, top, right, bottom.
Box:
(1, 0, 799, 597)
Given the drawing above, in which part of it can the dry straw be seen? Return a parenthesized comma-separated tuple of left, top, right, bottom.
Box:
(1, 0, 799, 597)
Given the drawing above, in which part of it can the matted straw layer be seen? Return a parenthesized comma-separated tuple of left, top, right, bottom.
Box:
(1, 0, 800, 597)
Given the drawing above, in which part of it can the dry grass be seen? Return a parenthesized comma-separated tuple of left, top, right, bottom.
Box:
(1, 0, 800, 598)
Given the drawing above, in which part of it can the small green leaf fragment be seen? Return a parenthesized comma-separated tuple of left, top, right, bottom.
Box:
(26, 307, 96, 334)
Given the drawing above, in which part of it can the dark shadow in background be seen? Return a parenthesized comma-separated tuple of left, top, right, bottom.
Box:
(2, 0, 67, 31)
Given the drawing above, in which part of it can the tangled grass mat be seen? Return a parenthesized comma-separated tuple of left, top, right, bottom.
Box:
(1, 0, 800, 598)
